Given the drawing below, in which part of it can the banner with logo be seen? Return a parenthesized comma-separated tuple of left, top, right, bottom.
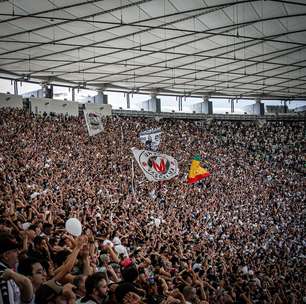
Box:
(139, 128, 161, 151)
(84, 110, 103, 136)
(131, 148, 179, 182)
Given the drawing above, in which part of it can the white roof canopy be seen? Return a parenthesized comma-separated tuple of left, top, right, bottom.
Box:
(0, 0, 305, 99)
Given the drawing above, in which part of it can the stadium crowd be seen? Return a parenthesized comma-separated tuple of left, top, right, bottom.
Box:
(0, 108, 305, 304)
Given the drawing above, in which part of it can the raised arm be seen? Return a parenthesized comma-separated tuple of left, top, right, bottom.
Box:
(2, 269, 34, 303)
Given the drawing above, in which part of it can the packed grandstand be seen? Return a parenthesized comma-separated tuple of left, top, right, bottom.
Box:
(0, 106, 305, 304)
(1, 0, 306, 302)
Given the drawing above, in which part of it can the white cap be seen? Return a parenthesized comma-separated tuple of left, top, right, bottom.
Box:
(114, 244, 128, 257)
(113, 237, 121, 245)
(103, 239, 113, 247)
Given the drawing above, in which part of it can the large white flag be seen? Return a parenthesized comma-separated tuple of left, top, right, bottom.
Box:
(139, 128, 161, 151)
(84, 110, 103, 136)
(131, 148, 179, 182)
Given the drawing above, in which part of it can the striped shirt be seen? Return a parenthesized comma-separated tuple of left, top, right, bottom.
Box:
(0, 262, 33, 304)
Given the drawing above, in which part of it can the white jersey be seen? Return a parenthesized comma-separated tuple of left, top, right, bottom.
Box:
(0, 262, 33, 304)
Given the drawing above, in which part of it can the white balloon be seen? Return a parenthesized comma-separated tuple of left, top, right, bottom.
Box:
(154, 218, 161, 227)
(65, 218, 82, 236)
(242, 266, 248, 274)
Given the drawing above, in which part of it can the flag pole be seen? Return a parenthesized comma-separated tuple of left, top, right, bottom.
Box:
(131, 159, 135, 197)
(121, 124, 124, 141)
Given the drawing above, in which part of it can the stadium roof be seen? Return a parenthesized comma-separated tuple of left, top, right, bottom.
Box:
(0, 0, 305, 100)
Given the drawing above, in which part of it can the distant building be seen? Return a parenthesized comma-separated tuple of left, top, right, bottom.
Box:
(293, 105, 306, 113)
(266, 105, 289, 114)
(242, 102, 265, 115)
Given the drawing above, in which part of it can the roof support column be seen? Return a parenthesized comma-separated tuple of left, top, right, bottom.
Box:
(150, 93, 161, 113)
(230, 98, 235, 113)
(178, 96, 183, 111)
(95, 90, 108, 104)
(254, 98, 265, 116)
(13, 80, 18, 95)
(284, 100, 288, 113)
(202, 96, 213, 114)
(42, 83, 53, 99)
(126, 93, 130, 109)
(72, 88, 75, 102)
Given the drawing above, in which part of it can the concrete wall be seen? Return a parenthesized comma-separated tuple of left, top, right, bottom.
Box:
(243, 103, 265, 115)
(0, 93, 23, 109)
(140, 98, 161, 112)
(76, 93, 108, 104)
(93, 93, 108, 105)
(84, 103, 112, 116)
(192, 102, 204, 113)
(243, 104, 257, 114)
(29, 97, 79, 117)
(139, 99, 151, 111)
(192, 101, 213, 114)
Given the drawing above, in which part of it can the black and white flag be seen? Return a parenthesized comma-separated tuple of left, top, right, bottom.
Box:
(139, 128, 161, 151)
(84, 110, 103, 136)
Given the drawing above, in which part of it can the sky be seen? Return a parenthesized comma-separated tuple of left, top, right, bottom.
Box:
(0, 78, 304, 114)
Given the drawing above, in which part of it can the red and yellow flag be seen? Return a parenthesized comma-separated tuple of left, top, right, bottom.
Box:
(187, 155, 210, 184)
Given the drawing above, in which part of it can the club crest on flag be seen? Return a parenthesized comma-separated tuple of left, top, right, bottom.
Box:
(132, 148, 178, 181)
(148, 156, 169, 173)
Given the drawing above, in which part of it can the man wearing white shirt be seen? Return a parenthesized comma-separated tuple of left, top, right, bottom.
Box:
(112, 237, 128, 258)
